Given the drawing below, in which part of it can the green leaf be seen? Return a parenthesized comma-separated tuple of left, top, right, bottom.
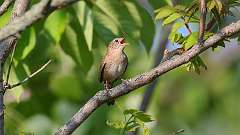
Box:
(124, 0, 154, 51)
(187, 55, 207, 74)
(149, 0, 169, 9)
(215, 0, 223, 14)
(124, 109, 139, 115)
(212, 40, 225, 51)
(204, 32, 214, 40)
(155, 6, 175, 20)
(134, 112, 154, 123)
(171, 21, 185, 33)
(169, 21, 185, 43)
(93, 0, 154, 51)
(44, 10, 68, 43)
(60, 17, 93, 72)
(207, 0, 216, 11)
(144, 127, 150, 135)
(106, 120, 125, 129)
(162, 12, 182, 25)
(163, 0, 173, 6)
(183, 32, 198, 49)
(0, 8, 11, 28)
(15, 27, 36, 60)
(75, 1, 93, 51)
(124, 109, 154, 122)
(93, 0, 139, 42)
(126, 123, 140, 132)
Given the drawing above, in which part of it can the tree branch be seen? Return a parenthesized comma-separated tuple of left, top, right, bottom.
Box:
(0, 0, 29, 134)
(55, 19, 240, 135)
(4, 60, 51, 90)
(0, 0, 14, 16)
(0, 0, 81, 42)
(198, 0, 206, 44)
(139, 26, 171, 112)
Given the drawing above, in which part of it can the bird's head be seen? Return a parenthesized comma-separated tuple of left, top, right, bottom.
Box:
(108, 37, 128, 50)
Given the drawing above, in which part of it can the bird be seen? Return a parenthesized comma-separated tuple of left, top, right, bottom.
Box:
(99, 37, 128, 105)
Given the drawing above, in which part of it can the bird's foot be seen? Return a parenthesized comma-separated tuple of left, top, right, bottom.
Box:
(104, 89, 115, 105)
(104, 88, 110, 96)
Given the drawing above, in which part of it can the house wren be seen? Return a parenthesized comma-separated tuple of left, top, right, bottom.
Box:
(99, 37, 128, 105)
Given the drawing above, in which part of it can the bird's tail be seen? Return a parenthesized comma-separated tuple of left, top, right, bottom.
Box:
(104, 82, 115, 105)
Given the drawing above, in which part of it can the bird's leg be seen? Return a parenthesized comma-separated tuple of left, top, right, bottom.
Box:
(104, 81, 115, 105)
(104, 81, 111, 96)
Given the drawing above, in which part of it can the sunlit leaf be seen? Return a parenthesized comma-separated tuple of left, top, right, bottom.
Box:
(0, 8, 11, 28)
(15, 27, 36, 60)
(124, 109, 139, 115)
(134, 112, 154, 122)
(60, 17, 93, 72)
(93, 0, 139, 42)
(155, 6, 175, 20)
(92, 0, 154, 51)
(215, 0, 223, 14)
(207, 0, 216, 11)
(183, 32, 198, 49)
(162, 12, 182, 25)
(124, 109, 153, 122)
(124, 0, 154, 51)
(44, 10, 68, 43)
(171, 21, 185, 33)
(106, 120, 125, 129)
(144, 127, 150, 135)
(75, 1, 93, 51)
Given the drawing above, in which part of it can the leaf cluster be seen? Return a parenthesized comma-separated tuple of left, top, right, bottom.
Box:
(106, 109, 154, 135)
(154, 0, 240, 74)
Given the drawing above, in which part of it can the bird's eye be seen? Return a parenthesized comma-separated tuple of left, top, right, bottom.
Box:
(114, 39, 118, 42)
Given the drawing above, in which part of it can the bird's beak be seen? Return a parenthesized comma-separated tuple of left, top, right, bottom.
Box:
(119, 38, 128, 46)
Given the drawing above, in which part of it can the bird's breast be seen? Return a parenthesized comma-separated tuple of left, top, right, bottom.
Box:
(103, 53, 128, 82)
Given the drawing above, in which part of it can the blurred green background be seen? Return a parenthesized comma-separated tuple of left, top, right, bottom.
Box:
(0, 0, 240, 135)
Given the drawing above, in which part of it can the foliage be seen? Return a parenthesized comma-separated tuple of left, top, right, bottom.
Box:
(107, 109, 153, 135)
(0, 0, 240, 135)
(155, 0, 240, 74)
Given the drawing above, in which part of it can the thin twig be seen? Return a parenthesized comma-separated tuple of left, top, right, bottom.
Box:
(162, 48, 185, 62)
(198, 0, 206, 44)
(6, 42, 16, 84)
(7, 60, 51, 89)
(184, 23, 192, 34)
(181, 17, 192, 34)
(0, 0, 14, 16)
(169, 129, 185, 135)
(206, 17, 216, 31)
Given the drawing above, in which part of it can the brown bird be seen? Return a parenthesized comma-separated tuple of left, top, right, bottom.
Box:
(99, 37, 128, 105)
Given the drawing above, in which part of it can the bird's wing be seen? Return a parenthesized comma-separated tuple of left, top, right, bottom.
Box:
(123, 53, 128, 74)
(99, 61, 106, 83)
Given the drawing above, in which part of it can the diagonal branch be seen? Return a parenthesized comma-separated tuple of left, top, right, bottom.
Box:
(198, 0, 206, 44)
(0, 0, 14, 16)
(55, 19, 240, 135)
